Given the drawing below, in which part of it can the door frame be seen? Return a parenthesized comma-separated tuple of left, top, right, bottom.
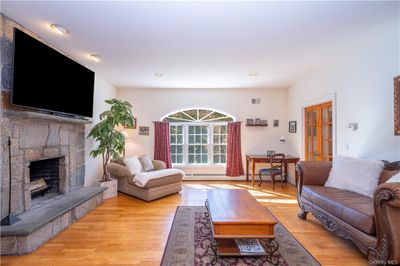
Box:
(300, 93, 337, 160)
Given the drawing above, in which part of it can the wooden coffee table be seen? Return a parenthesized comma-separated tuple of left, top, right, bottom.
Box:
(205, 189, 279, 263)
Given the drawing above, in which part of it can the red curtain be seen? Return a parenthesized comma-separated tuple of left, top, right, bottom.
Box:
(154, 121, 172, 168)
(226, 122, 244, 176)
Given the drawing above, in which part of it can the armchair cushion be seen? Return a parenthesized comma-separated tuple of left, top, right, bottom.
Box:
(152, 160, 167, 171)
(302, 185, 375, 235)
(260, 168, 282, 175)
(134, 169, 185, 187)
(108, 162, 133, 179)
(325, 155, 384, 197)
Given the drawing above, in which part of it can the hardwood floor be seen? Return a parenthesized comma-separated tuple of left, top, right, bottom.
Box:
(1, 181, 368, 265)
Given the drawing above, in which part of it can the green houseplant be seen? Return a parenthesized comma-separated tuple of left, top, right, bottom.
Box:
(88, 98, 135, 182)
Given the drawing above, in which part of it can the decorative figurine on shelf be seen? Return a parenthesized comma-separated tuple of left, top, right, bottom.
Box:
(267, 150, 275, 156)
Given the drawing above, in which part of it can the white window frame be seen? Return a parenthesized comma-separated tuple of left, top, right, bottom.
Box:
(170, 125, 184, 164)
(212, 124, 228, 164)
(170, 122, 228, 166)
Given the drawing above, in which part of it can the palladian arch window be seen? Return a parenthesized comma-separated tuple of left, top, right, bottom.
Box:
(162, 109, 234, 165)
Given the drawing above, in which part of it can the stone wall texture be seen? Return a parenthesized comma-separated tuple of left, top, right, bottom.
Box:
(0, 15, 86, 219)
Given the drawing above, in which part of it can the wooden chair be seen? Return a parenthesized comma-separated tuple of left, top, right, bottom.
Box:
(258, 153, 285, 189)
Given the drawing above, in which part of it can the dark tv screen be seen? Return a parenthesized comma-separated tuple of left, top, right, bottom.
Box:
(12, 28, 95, 118)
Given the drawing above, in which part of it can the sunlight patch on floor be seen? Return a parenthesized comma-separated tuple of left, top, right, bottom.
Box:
(256, 198, 298, 204)
(206, 184, 244, 189)
(184, 184, 213, 190)
(185, 183, 249, 190)
(260, 189, 292, 198)
(234, 184, 256, 189)
(246, 190, 276, 197)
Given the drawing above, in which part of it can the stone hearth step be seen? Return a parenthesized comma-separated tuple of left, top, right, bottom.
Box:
(1, 187, 105, 255)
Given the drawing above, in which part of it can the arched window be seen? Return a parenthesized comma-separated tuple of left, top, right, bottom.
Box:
(162, 109, 234, 165)
(163, 109, 234, 123)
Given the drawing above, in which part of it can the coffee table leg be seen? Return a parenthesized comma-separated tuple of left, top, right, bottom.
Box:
(263, 239, 280, 266)
(210, 238, 219, 265)
(204, 200, 209, 217)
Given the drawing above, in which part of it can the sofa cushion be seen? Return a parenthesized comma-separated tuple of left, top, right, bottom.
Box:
(325, 155, 384, 197)
(386, 171, 400, 183)
(380, 169, 400, 184)
(123, 156, 143, 175)
(302, 185, 375, 235)
(139, 155, 155, 172)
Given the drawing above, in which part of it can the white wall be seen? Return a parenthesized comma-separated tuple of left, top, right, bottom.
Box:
(117, 87, 294, 177)
(84, 76, 118, 186)
(288, 29, 400, 162)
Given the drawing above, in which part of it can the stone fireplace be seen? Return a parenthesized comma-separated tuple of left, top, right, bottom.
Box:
(1, 114, 87, 217)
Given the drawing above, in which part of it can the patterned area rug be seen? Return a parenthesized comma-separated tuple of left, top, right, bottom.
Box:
(161, 206, 320, 266)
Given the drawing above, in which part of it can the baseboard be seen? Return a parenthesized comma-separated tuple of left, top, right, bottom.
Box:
(183, 175, 247, 181)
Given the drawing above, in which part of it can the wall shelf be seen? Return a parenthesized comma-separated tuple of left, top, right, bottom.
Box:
(245, 124, 268, 127)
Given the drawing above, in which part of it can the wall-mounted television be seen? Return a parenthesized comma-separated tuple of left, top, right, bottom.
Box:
(12, 28, 95, 118)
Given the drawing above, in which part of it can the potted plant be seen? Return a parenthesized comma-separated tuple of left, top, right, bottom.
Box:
(87, 98, 135, 198)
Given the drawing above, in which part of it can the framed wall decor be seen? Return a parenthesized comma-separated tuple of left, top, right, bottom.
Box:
(139, 126, 149, 136)
(395, 75, 400, 135)
(124, 118, 137, 129)
(266, 150, 275, 156)
(289, 121, 297, 133)
(273, 120, 279, 127)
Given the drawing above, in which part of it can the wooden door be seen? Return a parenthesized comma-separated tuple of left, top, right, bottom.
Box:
(305, 102, 333, 161)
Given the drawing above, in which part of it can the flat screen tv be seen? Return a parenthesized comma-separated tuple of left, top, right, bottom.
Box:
(12, 28, 95, 118)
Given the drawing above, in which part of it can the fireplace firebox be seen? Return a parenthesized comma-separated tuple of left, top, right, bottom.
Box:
(29, 157, 61, 200)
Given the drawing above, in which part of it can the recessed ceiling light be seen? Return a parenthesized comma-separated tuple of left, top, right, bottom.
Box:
(249, 72, 258, 77)
(155, 73, 164, 77)
(50, 24, 69, 35)
(89, 54, 101, 62)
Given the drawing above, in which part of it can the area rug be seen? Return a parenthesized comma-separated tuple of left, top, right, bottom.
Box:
(161, 206, 320, 266)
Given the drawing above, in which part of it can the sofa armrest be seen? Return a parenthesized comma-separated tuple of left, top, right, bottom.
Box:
(368, 182, 400, 263)
(107, 162, 132, 178)
(152, 160, 166, 170)
(295, 161, 332, 194)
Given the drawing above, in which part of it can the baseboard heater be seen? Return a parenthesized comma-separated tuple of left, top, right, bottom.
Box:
(188, 173, 226, 177)
(183, 173, 246, 180)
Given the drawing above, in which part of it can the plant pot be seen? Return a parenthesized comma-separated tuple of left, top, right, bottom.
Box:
(100, 179, 117, 199)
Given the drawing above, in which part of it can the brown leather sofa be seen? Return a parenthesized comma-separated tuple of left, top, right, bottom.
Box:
(296, 160, 400, 265)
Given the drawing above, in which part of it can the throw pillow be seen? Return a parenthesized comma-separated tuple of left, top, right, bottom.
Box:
(386, 172, 400, 183)
(123, 156, 143, 175)
(324, 155, 384, 198)
(139, 155, 154, 172)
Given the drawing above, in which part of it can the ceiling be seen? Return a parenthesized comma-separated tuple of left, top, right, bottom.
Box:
(2, 1, 398, 89)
